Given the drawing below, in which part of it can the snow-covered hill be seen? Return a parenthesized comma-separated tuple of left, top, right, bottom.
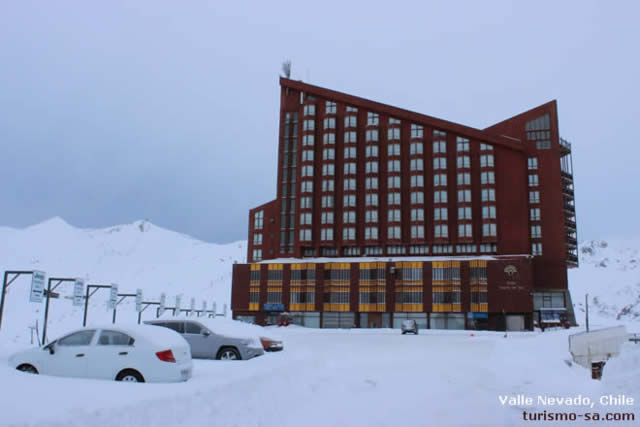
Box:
(0, 218, 246, 343)
(569, 239, 640, 328)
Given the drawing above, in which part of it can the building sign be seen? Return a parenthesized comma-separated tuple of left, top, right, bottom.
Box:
(29, 271, 46, 303)
(159, 293, 166, 316)
(108, 284, 119, 310)
(73, 279, 84, 307)
(263, 303, 284, 312)
(135, 289, 143, 312)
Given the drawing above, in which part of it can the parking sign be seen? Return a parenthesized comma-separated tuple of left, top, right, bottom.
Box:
(73, 279, 84, 307)
(135, 289, 143, 312)
(159, 293, 166, 316)
(29, 271, 46, 303)
(108, 284, 118, 310)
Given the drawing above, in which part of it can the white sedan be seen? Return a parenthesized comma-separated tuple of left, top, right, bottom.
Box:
(8, 324, 193, 383)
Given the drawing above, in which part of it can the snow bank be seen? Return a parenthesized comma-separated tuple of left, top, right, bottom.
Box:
(602, 342, 640, 390)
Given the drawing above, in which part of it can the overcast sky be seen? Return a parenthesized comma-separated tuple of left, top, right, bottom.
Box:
(0, 1, 638, 244)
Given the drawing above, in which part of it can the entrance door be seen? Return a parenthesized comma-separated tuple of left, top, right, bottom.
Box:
(506, 315, 525, 331)
(368, 313, 382, 328)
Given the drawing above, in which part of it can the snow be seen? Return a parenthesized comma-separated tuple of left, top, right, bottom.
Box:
(0, 220, 639, 426)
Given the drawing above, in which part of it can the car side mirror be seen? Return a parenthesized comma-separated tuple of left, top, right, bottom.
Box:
(45, 343, 55, 355)
(202, 330, 211, 337)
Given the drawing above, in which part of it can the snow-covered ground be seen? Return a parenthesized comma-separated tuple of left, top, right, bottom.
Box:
(0, 219, 639, 426)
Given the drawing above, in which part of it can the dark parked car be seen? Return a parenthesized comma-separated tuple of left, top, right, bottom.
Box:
(401, 320, 418, 335)
(145, 319, 264, 360)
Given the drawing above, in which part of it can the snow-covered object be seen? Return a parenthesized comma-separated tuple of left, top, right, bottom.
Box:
(568, 326, 627, 367)
(602, 342, 640, 389)
(7, 324, 193, 383)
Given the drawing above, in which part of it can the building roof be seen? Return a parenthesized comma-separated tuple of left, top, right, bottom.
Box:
(258, 255, 533, 264)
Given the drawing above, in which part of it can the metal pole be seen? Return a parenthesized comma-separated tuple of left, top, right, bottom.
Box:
(585, 293, 589, 332)
(83, 285, 90, 327)
(0, 271, 9, 330)
(42, 279, 53, 344)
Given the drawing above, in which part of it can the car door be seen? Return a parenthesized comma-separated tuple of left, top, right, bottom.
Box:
(46, 330, 95, 378)
(90, 329, 136, 380)
(184, 321, 210, 358)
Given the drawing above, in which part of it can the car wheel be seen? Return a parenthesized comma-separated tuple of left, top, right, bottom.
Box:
(115, 369, 145, 383)
(401, 331, 406, 335)
(217, 347, 241, 360)
(16, 364, 38, 374)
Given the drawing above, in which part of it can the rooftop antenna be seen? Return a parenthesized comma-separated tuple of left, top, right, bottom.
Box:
(281, 60, 291, 79)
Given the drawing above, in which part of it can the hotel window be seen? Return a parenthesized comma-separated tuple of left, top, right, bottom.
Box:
(253, 233, 263, 245)
(388, 128, 400, 140)
(303, 104, 315, 116)
(343, 194, 356, 207)
(366, 129, 379, 142)
(302, 134, 314, 146)
(530, 208, 541, 221)
(388, 209, 401, 222)
(531, 225, 542, 238)
(343, 227, 356, 240)
(365, 177, 379, 190)
(434, 173, 447, 187)
(480, 143, 493, 151)
(365, 226, 379, 239)
(323, 133, 335, 144)
(321, 228, 334, 241)
(365, 161, 379, 173)
(344, 178, 356, 191)
(482, 223, 497, 237)
(433, 141, 447, 153)
(299, 213, 312, 225)
(322, 164, 335, 176)
(434, 130, 446, 138)
(434, 224, 448, 238)
(458, 206, 472, 219)
(388, 192, 401, 205)
(299, 229, 312, 241)
(458, 224, 472, 237)
(388, 159, 401, 172)
(457, 189, 471, 203)
(344, 131, 357, 143)
(434, 190, 448, 204)
(322, 148, 335, 160)
(532, 243, 543, 255)
(365, 210, 378, 223)
(528, 157, 538, 170)
(344, 146, 356, 159)
(434, 207, 448, 221)
(410, 191, 424, 204)
(388, 175, 401, 189)
(481, 188, 495, 202)
(344, 162, 356, 175)
(344, 116, 357, 128)
(325, 101, 337, 114)
(321, 179, 334, 192)
(433, 157, 447, 169)
(410, 225, 425, 239)
(254, 210, 264, 229)
(480, 171, 495, 184)
(482, 206, 496, 219)
(302, 150, 314, 162)
(388, 117, 401, 125)
(528, 174, 539, 187)
(303, 120, 315, 131)
(411, 208, 424, 221)
(457, 172, 471, 186)
(479, 244, 496, 253)
(456, 137, 470, 152)
(388, 143, 400, 156)
(321, 195, 334, 208)
(346, 105, 358, 113)
(432, 245, 453, 254)
(410, 158, 424, 171)
(365, 193, 379, 206)
(410, 142, 423, 155)
(367, 112, 379, 126)
(457, 156, 470, 168)
(410, 175, 424, 187)
(366, 145, 379, 158)
(388, 226, 401, 239)
(480, 154, 494, 168)
(529, 191, 540, 203)
(300, 196, 312, 208)
(252, 249, 262, 261)
(343, 211, 356, 223)
(411, 124, 424, 138)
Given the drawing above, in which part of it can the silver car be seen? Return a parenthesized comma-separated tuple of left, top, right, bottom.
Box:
(145, 319, 264, 360)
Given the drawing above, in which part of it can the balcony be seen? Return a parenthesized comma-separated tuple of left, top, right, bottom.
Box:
(565, 217, 577, 229)
(563, 202, 576, 213)
(566, 235, 577, 247)
(567, 253, 579, 267)
(560, 137, 572, 155)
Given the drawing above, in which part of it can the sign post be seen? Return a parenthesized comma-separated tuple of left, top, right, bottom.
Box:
(175, 296, 181, 316)
(108, 284, 118, 311)
(73, 279, 84, 307)
(135, 289, 143, 313)
(190, 298, 195, 317)
(29, 271, 46, 303)
(158, 293, 166, 317)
